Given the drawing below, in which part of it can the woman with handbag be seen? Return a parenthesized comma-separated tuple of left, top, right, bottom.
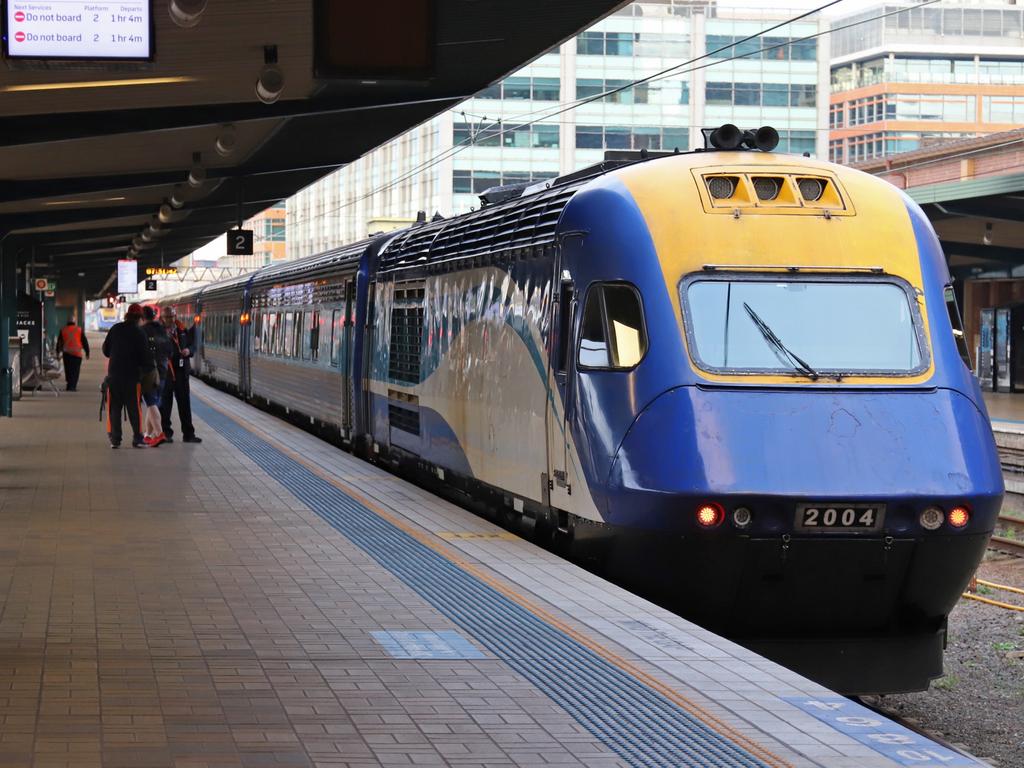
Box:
(140, 306, 172, 447)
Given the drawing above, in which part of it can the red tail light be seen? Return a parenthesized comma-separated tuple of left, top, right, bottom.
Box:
(696, 502, 725, 528)
(948, 506, 970, 528)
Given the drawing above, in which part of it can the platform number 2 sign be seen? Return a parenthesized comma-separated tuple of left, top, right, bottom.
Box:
(227, 229, 254, 256)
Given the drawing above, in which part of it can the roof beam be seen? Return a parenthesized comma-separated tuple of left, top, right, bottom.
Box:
(0, 93, 466, 149)
(941, 240, 1023, 263)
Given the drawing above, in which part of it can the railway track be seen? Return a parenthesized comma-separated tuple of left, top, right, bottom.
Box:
(991, 515, 1024, 556)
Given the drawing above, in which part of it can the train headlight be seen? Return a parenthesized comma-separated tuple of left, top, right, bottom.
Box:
(948, 506, 970, 528)
(706, 176, 737, 200)
(752, 177, 781, 201)
(732, 507, 752, 528)
(919, 507, 944, 531)
(798, 178, 825, 201)
(696, 502, 725, 528)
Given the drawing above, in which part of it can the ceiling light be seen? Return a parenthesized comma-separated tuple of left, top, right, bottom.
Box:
(0, 77, 195, 93)
(187, 164, 206, 188)
(984, 222, 993, 246)
(256, 64, 284, 104)
(159, 204, 175, 223)
(169, 187, 187, 209)
(215, 124, 237, 157)
(169, 0, 207, 27)
(140, 230, 153, 243)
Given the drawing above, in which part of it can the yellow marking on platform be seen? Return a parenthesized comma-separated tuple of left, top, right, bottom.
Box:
(437, 531, 518, 541)
(195, 391, 794, 768)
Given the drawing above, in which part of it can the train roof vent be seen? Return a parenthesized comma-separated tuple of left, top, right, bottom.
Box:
(478, 181, 534, 207)
(695, 170, 852, 216)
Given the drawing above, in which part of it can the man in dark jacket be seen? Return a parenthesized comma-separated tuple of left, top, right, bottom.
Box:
(102, 303, 155, 449)
(160, 306, 202, 444)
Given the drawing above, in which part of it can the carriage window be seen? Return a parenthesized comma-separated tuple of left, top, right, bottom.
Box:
(330, 310, 342, 367)
(283, 312, 295, 357)
(945, 285, 972, 368)
(578, 283, 647, 369)
(253, 312, 262, 353)
(301, 312, 313, 360)
(310, 311, 320, 362)
(684, 277, 927, 375)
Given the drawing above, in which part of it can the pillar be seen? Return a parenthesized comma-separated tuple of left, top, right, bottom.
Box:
(0, 236, 14, 417)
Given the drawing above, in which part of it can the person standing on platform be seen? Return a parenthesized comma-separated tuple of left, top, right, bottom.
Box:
(160, 306, 202, 444)
(56, 317, 89, 392)
(141, 306, 173, 447)
(102, 303, 155, 449)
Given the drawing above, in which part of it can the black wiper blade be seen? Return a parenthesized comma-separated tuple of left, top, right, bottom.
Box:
(742, 302, 819, 380)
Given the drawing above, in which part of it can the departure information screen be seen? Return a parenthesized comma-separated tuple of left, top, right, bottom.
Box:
(4, 1, 152, 60)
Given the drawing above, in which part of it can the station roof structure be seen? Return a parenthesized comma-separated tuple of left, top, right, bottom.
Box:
(854, 128, 1024, 278)
(0, 0, 628, 295)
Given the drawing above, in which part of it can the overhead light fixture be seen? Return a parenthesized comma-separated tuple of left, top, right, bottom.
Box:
(984, 222, 993, 246)
(256, 65, 284, 104)
(215, 124, 237, 157)
(169, 0, 207, 28)
(169, 186, 187, 209)
(188, 153, 206, 188)
(256, 45, 283, 104)
(140, 230, 153, 243)
(159, 204, 175, 223)
(0, 76, 195, 93)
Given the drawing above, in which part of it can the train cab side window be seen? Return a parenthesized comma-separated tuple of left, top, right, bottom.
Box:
(945, 285, 972, 368)
(578, 283, 647, 370)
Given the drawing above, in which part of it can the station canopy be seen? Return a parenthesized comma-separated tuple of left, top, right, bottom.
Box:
(0, 0, 627, 295)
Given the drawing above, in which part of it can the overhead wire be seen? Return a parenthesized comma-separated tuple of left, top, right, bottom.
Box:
(278, 0, 941, 235)
(281, 0, 845, 233)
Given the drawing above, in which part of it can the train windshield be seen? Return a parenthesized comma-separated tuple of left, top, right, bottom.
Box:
(683, 277, 927, 376)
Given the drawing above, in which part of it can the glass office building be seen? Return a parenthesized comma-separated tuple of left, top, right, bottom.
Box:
(829, 1, 1024, 164)
(287, 1, 828, 259)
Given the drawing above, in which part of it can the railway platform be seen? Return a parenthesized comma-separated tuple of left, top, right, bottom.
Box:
(0, 348, 987, 768)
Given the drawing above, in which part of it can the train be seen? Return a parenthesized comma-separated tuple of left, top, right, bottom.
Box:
(160, 126, 1004, 694)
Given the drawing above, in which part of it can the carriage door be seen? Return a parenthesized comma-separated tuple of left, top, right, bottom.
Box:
(341, 280, 356, 438)
(546, 266, 577, 518)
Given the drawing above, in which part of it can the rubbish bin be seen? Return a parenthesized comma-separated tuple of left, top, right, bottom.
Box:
(9, 336, 21, 400)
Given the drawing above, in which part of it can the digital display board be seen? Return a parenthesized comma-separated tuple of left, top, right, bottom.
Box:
(117, 259, 138, 295)
(4, 1, 152, 60)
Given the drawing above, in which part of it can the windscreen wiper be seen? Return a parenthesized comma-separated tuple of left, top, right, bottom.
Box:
(742, 302, 819, 381)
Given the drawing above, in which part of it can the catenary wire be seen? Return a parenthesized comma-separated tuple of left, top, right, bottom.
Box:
(276, 0, 941, 234)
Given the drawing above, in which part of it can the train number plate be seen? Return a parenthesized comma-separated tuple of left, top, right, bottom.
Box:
(796, 504, 884, 531)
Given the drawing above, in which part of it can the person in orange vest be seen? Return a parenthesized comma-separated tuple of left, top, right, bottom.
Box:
(55, 318, 90, 392)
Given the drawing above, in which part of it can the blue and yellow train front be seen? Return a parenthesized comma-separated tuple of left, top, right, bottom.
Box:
(558, 153, 1003, 694)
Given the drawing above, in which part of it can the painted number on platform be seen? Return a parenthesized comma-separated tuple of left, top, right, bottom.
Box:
(783, 697, 982, 766)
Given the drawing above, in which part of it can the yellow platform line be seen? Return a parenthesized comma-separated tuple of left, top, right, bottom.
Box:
(195, 391, 794, 768)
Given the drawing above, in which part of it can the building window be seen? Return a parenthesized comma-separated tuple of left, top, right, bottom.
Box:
(575, 125, 688, 152)
(474, 76, 561, 101)
(452, 170, 557, 194)
(576, 78, 649, 104)
(777, 130, 816, 156)
(706, 34, 816, 61)
(705, 82, 816, 108)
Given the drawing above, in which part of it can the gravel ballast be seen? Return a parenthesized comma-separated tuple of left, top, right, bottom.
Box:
(872, 555, 1024, 767)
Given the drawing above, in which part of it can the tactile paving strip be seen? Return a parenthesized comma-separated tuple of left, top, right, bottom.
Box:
(195, 399, 778, 768)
